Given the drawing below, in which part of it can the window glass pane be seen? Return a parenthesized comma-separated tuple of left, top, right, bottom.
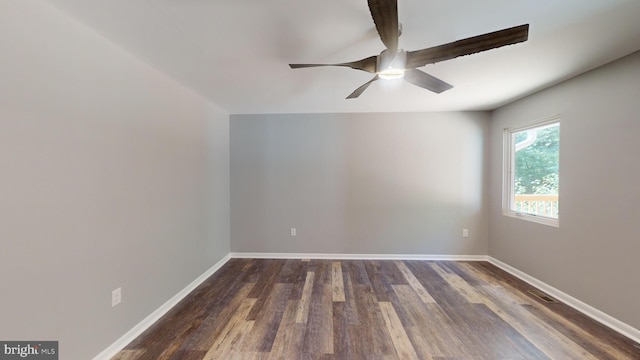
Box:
(512, 123, 560, 218)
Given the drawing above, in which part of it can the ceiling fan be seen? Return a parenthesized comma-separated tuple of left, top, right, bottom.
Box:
(289, 0, 529, 99)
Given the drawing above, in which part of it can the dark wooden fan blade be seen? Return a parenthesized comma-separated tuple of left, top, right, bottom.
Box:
(368, 0, 399, 53)
(289, 55, 378, 73)
(403, 69, 453, 94)
(346, 75, 379, 99)
(405, 24, 529, 69)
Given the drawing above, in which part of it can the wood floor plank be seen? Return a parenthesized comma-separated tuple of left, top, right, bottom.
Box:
(525, 302, 637, 360)
(429, 262, 485, 304)
(309, 260, 332, 285)
(475, 282, 600, 360)
(392, 285, 443, 358)
(241, 258, 271, 283)
(319, 284, 335, 354)
(332, 261, 346, 302)
(295, 271, 315, 324)
(246, 260, 286, 303)
(288, 260, 310, 301)
(111, 259, 640, 360)
(333, 301, 356, 358)
(302, 283, 334, 355)
(364, 261, 395, 302)
(124, 266, 256, 358)
(268, 300, 305, 360)
(244, 283, 292, 352)
(459, 262, 634, 359)
(392, 284, 463, 358)
(352, 284, 396, 357)
(379, 301, 420, 360)
(474, 261, 640, 358)
(345, 325, 373, 360)
(459, 262, 532, 305)
(124, 259, 244, 352)
(437, 301, 525, 359)
(275, 258, 304, 283)
(430, 262, 538, 359)
(201, 298, 256, 359)
(379, 260, 409, 285)
(466, 262, 640, 359)
(167, 350, 206, 360)
(346, 260, 372, 286)
(180, 281, 256, 352)
(439, 261, 484, 286)
(340, 262, 360, 325)
(432, 263, 553, 359)
(404, 260, 449, 289)
(110, 350, 144, 360)
(366, 261, 414, 327)
(395, 261, 437, 304)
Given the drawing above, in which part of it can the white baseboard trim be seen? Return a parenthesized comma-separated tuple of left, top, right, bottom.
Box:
(92, 254, 231, 360)
(230, 252, 488, 261)
(488, 256, 640, 344)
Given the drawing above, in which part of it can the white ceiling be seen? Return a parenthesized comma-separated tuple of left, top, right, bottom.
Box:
(47, 0, 640, 114)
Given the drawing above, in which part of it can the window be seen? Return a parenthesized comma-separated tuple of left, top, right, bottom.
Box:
(503, 116, 560, 226)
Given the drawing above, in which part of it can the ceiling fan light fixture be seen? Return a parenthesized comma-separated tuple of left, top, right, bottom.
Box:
(377, 49, 407, 80)
(378, 68, 405, 80)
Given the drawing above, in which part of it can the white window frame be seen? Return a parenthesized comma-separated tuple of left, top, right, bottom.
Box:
(502, 115, 560, 227)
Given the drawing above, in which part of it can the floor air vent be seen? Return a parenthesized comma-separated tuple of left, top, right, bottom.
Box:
(527, 289, 558, 303)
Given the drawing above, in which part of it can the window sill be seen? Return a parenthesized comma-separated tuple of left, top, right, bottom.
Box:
(502, 211, 559, 227)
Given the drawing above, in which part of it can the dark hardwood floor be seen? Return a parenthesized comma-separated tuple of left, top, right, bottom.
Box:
(112, 259, 640, 359)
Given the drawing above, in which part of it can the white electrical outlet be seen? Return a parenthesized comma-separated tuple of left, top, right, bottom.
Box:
(290, 227, 297, 236)
(462, 228, 469, 238)
(112, 287, 122, 307)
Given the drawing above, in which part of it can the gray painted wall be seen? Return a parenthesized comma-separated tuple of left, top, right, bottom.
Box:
(0, 2, 229, 359)
(489, 51, 640, 330)
(231, 112, 490, 255)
